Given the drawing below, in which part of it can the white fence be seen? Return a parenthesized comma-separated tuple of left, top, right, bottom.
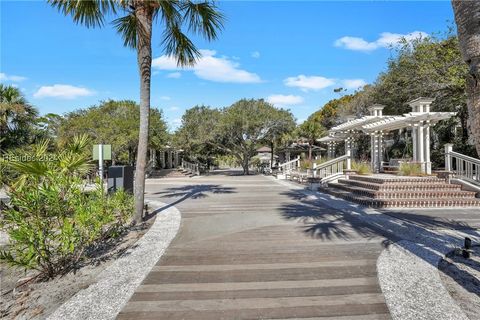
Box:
(278, 156, 301, 173)
(313, 154, 350, 179)
(445, 144, 480, 184)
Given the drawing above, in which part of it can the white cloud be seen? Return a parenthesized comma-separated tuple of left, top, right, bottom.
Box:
(0, 72, 27, 82)
(152, 49, 261, 83)
(267, 94, 304, 107)
(284, 75, 335, 92)
(33, 84, 94, 99)
(168, 106, 180, 111)
(342, 79, 367, 89)
(166, 72, 181, 79)
(251, 51, 261, 59)
(160, 96, 171, 100)
(335, 31, 428, 52)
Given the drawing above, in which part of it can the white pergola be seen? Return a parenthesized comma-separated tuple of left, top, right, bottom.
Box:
(320, 98, 456, 174)
(317, 135, 343, 158)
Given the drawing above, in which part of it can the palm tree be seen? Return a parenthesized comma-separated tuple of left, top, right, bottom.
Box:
(299, 117, 326, 162)
(0, 84, 38, 151)
(49, 0, 224, 223)
(451, 1, 480, 156)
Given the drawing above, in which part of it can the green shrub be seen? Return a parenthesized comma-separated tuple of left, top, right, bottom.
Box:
(398, 162, 423, 176)
(0, 136, 133, 278)
(352, 161, 372, 175)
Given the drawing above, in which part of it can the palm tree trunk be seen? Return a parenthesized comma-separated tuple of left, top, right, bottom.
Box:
(452, 0, 480, 156)
(133, 3, 153, 223)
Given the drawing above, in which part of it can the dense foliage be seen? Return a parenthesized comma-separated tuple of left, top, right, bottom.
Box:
(174, 99, 296, 174)
(0, 136, 133, 278)
(58, 100, 168, 165)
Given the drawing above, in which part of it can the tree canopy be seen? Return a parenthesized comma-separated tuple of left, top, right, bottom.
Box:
(174, 99, 296, 174)
(58, 100, 168, 164)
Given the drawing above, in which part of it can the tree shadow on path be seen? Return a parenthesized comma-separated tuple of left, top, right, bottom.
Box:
(279, 188, 480, 296)
(145, 184, 236, 218)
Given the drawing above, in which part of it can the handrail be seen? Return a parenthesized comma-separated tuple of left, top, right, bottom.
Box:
(279, 156, 301, 173)
(445, 144, 479, 184)
(181, 160, 200, 175)
(450, 151, 480, 165)
(313, 154, 349, 180)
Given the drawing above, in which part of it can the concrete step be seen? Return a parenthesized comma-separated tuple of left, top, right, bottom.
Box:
(320, 186, 480, 208)
(329, 183, 476, 200)
(337, 178, 461, 191)
(348, 175, 446, 185)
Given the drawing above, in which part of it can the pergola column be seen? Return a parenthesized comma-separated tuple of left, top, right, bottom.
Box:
(409, 97, 434, 174)
(167, 150, 173, 169)
(159, 151, 165, 169)
(424, 121, 431, 174)
(174, 151, 179, 167)
(411, 124, 417, 162)
(371, 132, 381, 173)
(377, 131, 383, 172)
(417, 122, 424, 170)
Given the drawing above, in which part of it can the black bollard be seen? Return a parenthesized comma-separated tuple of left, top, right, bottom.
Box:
(464, 237, 472, 250)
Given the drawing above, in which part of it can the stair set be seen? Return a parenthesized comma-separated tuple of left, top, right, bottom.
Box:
(318, 174, 480, 208)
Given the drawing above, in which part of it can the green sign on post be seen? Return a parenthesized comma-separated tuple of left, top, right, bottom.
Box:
(93, 144, 112, 160)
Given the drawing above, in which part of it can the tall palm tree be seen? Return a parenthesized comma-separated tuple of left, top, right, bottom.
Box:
(451, 1, 480, 156)
(49, 0, 224, 223)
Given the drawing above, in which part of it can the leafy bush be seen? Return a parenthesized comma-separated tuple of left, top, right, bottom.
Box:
(398, 162, 423, 176)
(352, 161, 372, 175)
(0, 136, 133, 278)
(300, 159, 312, 170)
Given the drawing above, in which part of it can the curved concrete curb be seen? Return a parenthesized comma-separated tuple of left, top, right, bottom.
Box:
(377, 240, 468, 320)
(48, 200, 181, 320)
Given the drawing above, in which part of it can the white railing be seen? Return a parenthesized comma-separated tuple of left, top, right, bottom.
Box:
(313, 154, 350, 180)
(181, 160, 200, 176)
(279, 156, 301, 173)
(445, 144, 480, 184)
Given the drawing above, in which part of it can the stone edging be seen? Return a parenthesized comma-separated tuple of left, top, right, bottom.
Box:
(47, 200, 181, 320)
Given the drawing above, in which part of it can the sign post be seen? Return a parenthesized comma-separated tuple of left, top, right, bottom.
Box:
(99, 144, 104, 184)
(93, 144, 112, 185)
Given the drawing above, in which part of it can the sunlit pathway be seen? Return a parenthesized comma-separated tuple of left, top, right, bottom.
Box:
(118, 171, 391, 319)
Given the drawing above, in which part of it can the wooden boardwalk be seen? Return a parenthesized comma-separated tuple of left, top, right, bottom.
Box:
(118, 172, 391, 319)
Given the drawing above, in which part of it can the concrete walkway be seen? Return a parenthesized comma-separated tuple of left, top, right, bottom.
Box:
(118, 171, 391, 319)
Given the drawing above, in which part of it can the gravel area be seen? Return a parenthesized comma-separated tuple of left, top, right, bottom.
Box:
(439, 246, 480, 320)
(47, 200, 181, 320)
(378, 240, 467, 320)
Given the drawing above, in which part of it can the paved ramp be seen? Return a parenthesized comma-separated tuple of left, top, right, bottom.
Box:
(118, 172, 390, 319)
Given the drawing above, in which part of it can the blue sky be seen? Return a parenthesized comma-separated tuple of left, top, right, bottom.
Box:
(1, 0, 455, 131)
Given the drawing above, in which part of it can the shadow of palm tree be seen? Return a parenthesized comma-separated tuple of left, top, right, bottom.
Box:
(279, 188, 480, 296)
(145, 184, 236, 219)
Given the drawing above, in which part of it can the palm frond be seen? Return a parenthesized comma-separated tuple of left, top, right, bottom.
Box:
(112, 13, 137, 48)
(161, 22, 201, 67)
(156, 0, 182, 26)
(181, 1, 224, 41)
(47, 0, 117, 28)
